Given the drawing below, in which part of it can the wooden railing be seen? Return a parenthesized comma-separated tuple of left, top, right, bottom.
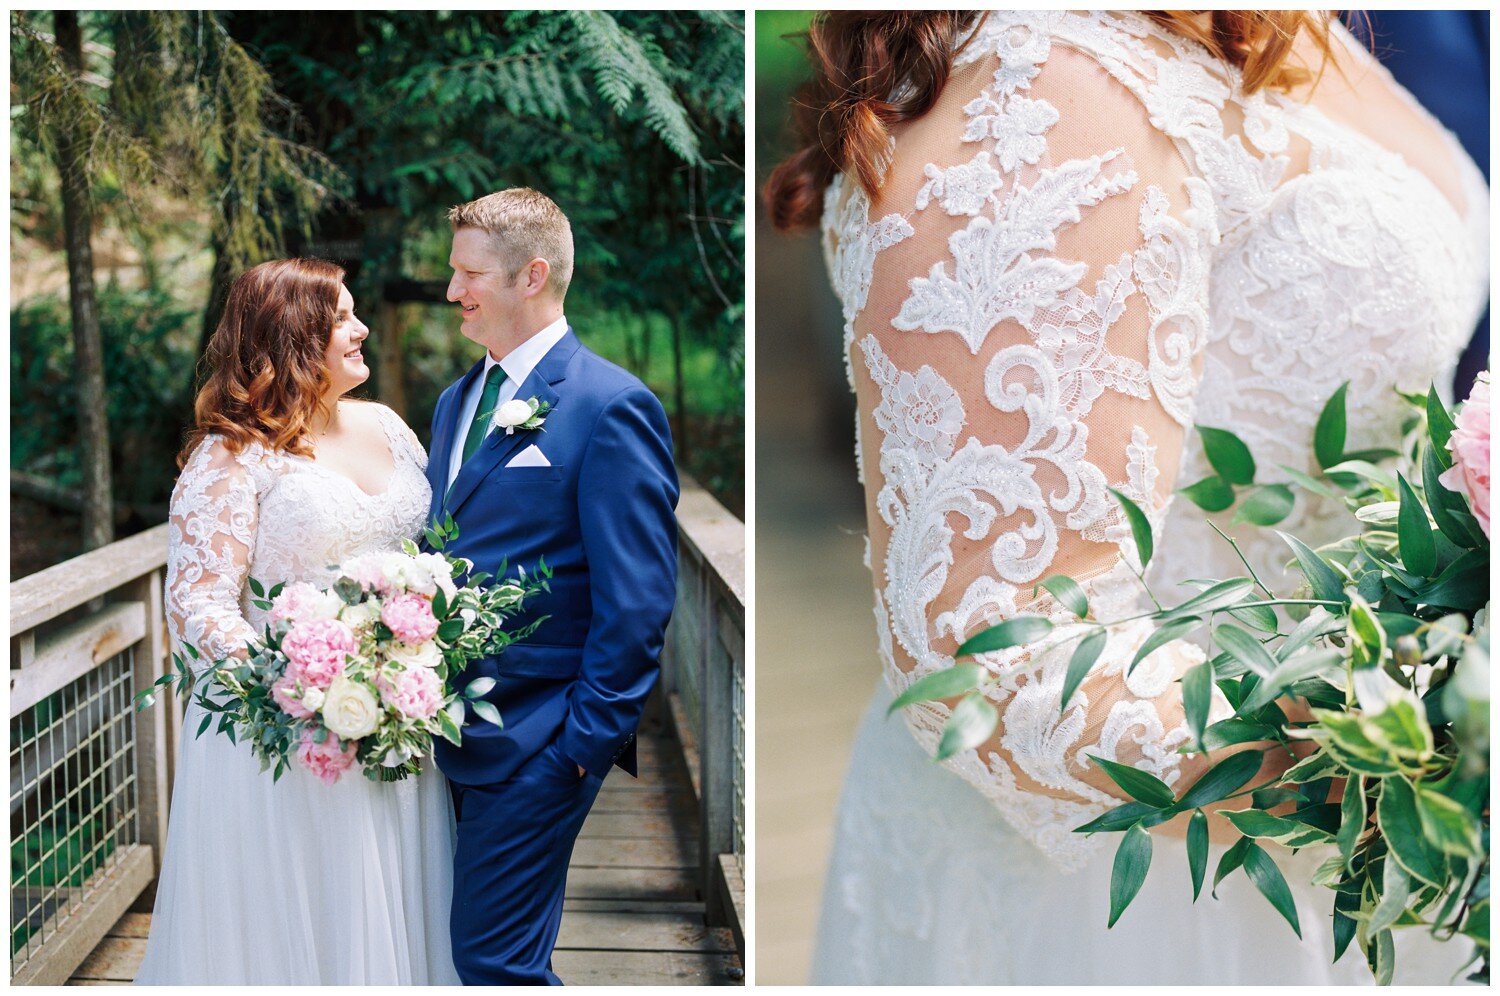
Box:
(659, 477, 746, 953)
(9, 524, 175, 986)
(8, 476, 747, 982)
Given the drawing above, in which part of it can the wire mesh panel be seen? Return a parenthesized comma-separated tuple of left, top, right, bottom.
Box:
(10, 650, 140, 974)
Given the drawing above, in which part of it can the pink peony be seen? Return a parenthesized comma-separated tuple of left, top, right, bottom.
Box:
(271, 675, 316, 719)
(1439, 373, 1490, 538)
(281, 618, 357, 688)
(378, 666, 443, 721)
(296, 730, 357, 785)
(268, 581, 338, 627)
(381, 592, 440, 645)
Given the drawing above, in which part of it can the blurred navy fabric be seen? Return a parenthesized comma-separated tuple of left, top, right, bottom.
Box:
(1348, 11, 1490, 395)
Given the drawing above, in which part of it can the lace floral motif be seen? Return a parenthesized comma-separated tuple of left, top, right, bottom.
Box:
(824, 10, 1488, 870)
(167, 403, 432, 670)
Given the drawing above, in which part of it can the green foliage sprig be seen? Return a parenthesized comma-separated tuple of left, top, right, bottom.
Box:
(891, 382, 1489, 984)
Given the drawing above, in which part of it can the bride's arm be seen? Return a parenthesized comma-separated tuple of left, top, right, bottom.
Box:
(854, 42, 1266, 854)
(166, 437, 260, 668)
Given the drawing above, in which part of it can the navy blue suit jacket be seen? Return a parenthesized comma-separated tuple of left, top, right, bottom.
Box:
(426, 329, 679, 785)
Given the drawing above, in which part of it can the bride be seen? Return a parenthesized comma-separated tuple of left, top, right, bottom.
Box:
(765, 11, 1486, 985)
(134, 259, 459, 984)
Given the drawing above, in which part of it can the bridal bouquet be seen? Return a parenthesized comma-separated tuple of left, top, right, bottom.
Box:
(905, 376, 1489, 984)
(138, 516, 551, 784)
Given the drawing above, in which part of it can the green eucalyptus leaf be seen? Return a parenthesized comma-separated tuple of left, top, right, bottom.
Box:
(1039, 574, 1088, 618)
(1182, 660, 1213, 749)
(1333, 889, 1359, 963)
(1180, 475, 1236, 512)
(956, 616, 1053, 658)
(888, 664, 984, 715)
(1338, 776, 1366, 868)
(1163, 578, 1256, 620)
(1200, 718, 1278, 751)
(1395, 473, 1437, 577)
(1277, 464, 1339, 500)
(1243, 842, 1301, 937)
(1278, 607, 1341, 661)
(1179, 749, 1264, 810)
(1088, 754, 1177, 808)
(1377, 778, 1446, 886)
(1228, 600, 1280, 634)
(1187, 809, 1209, 901)
(1108, 824, 1152, 928)
(1213, 837, 1251, 897)
(1415, 785, 1483, 857)
(1059, 629, 1107, 712)
(1278, 533, 1347, 604)
(470, 699, 504, 729)
(1074, 800, 1160, 834)
(1130, 617, 1202, 674)
(464, 676, 497, 699)
(1198, 426, 1257, 485)
(1427, 384, 1457, 462)
(1240, 648, 1343, 712)
(1314, 382, 1348, 470)
(1215, 623, 1279, 678)
(934, 694, 998, 761)
(1369, 857, 1411, 935)
(1224, 809, 1334, 848)
(1234, 484, 1295, 527)
(1110, 488, 1154, 570)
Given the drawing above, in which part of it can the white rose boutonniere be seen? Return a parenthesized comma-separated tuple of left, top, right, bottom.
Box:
(490, 397, 551, 436)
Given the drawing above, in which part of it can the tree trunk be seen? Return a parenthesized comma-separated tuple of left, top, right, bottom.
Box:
(55, 11, 114, 551)
(197, 234, 233, 364)
(376, 300, 409, 419)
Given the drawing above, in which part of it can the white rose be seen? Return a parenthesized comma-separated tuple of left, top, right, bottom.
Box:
(417, 553, 458, 601)
(340, 601, 382, 632)
(321, 677, 380, 740)
(387, 640, 443, 670)
(493, 399, 534, 432)
(301, 686, 326, 712)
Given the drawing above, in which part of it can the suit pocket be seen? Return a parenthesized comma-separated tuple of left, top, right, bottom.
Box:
(494, 465, 565, 483)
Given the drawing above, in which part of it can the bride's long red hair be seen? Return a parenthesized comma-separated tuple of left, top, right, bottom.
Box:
(178, 258, 345, 467)
(764, 11, 1340, 231)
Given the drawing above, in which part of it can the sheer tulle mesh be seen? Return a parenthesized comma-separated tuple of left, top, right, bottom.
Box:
(823, 11, 1488, 869)
(138, 401, 460, 984)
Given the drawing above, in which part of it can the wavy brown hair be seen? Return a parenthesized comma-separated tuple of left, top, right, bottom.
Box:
(764, 11, 1339, 231)
(178, 258, 346, 467)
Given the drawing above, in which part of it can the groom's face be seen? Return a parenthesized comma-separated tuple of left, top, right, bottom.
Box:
(447, 227, 524, 354)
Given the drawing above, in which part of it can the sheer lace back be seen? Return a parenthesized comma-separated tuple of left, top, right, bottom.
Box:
(167, 402, 432, 663)
(823, 11, 1488, 868)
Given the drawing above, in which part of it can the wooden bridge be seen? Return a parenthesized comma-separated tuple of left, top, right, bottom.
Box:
(9, 479, 744, 986)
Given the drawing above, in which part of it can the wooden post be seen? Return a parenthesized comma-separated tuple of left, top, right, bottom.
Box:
(130, 573, 170, 877)
(699, 568, 734, 922)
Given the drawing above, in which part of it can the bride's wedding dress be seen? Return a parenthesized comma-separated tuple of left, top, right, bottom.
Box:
(811, 12, 1487, 985)
(135, 402, 459, 984)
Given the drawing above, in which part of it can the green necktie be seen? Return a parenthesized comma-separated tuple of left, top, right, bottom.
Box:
(462, 366, 505, 463)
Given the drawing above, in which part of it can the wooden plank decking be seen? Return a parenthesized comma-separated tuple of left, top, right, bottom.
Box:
(66, 726, 742, 985)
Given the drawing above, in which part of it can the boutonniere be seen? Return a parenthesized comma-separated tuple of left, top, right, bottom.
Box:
(489, 397, 551, 435)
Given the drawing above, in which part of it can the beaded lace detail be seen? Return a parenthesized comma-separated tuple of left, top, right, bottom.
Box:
(166, 403, 431, 666)
(822, 10, 1488, 869)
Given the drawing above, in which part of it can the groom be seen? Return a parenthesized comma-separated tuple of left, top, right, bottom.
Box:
(426, 188, 680, 984)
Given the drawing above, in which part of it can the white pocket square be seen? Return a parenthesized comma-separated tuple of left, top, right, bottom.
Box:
(506, 445, 551, 468)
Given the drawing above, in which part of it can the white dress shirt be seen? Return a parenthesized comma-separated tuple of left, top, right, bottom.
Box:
(446, 315, 569, 487)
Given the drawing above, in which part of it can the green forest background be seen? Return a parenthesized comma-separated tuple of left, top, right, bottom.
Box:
(10, 10, 745, 578)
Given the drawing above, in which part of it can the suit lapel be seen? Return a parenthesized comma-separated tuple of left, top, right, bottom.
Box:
(442, 330, 579, 518)
(429, 359, 485, 523)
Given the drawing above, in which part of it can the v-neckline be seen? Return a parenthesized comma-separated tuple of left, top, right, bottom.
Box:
(296, 410, 401, 501)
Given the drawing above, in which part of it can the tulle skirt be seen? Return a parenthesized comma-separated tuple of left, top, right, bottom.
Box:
(134, 698, 460, 985)
(810, 680, 1478, 986)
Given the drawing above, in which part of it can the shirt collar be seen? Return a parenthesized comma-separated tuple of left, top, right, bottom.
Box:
(488, 315, 569, 387)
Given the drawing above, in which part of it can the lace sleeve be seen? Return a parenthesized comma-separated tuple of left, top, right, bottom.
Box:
(841, 27, 1228, 866)
(166, 436, 260, 668)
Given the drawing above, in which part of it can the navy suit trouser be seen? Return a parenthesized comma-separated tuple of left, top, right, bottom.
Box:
(448, 740, 605, 985)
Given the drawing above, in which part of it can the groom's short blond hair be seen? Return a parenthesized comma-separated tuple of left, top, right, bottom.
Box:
(448, 188, 574, 299)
